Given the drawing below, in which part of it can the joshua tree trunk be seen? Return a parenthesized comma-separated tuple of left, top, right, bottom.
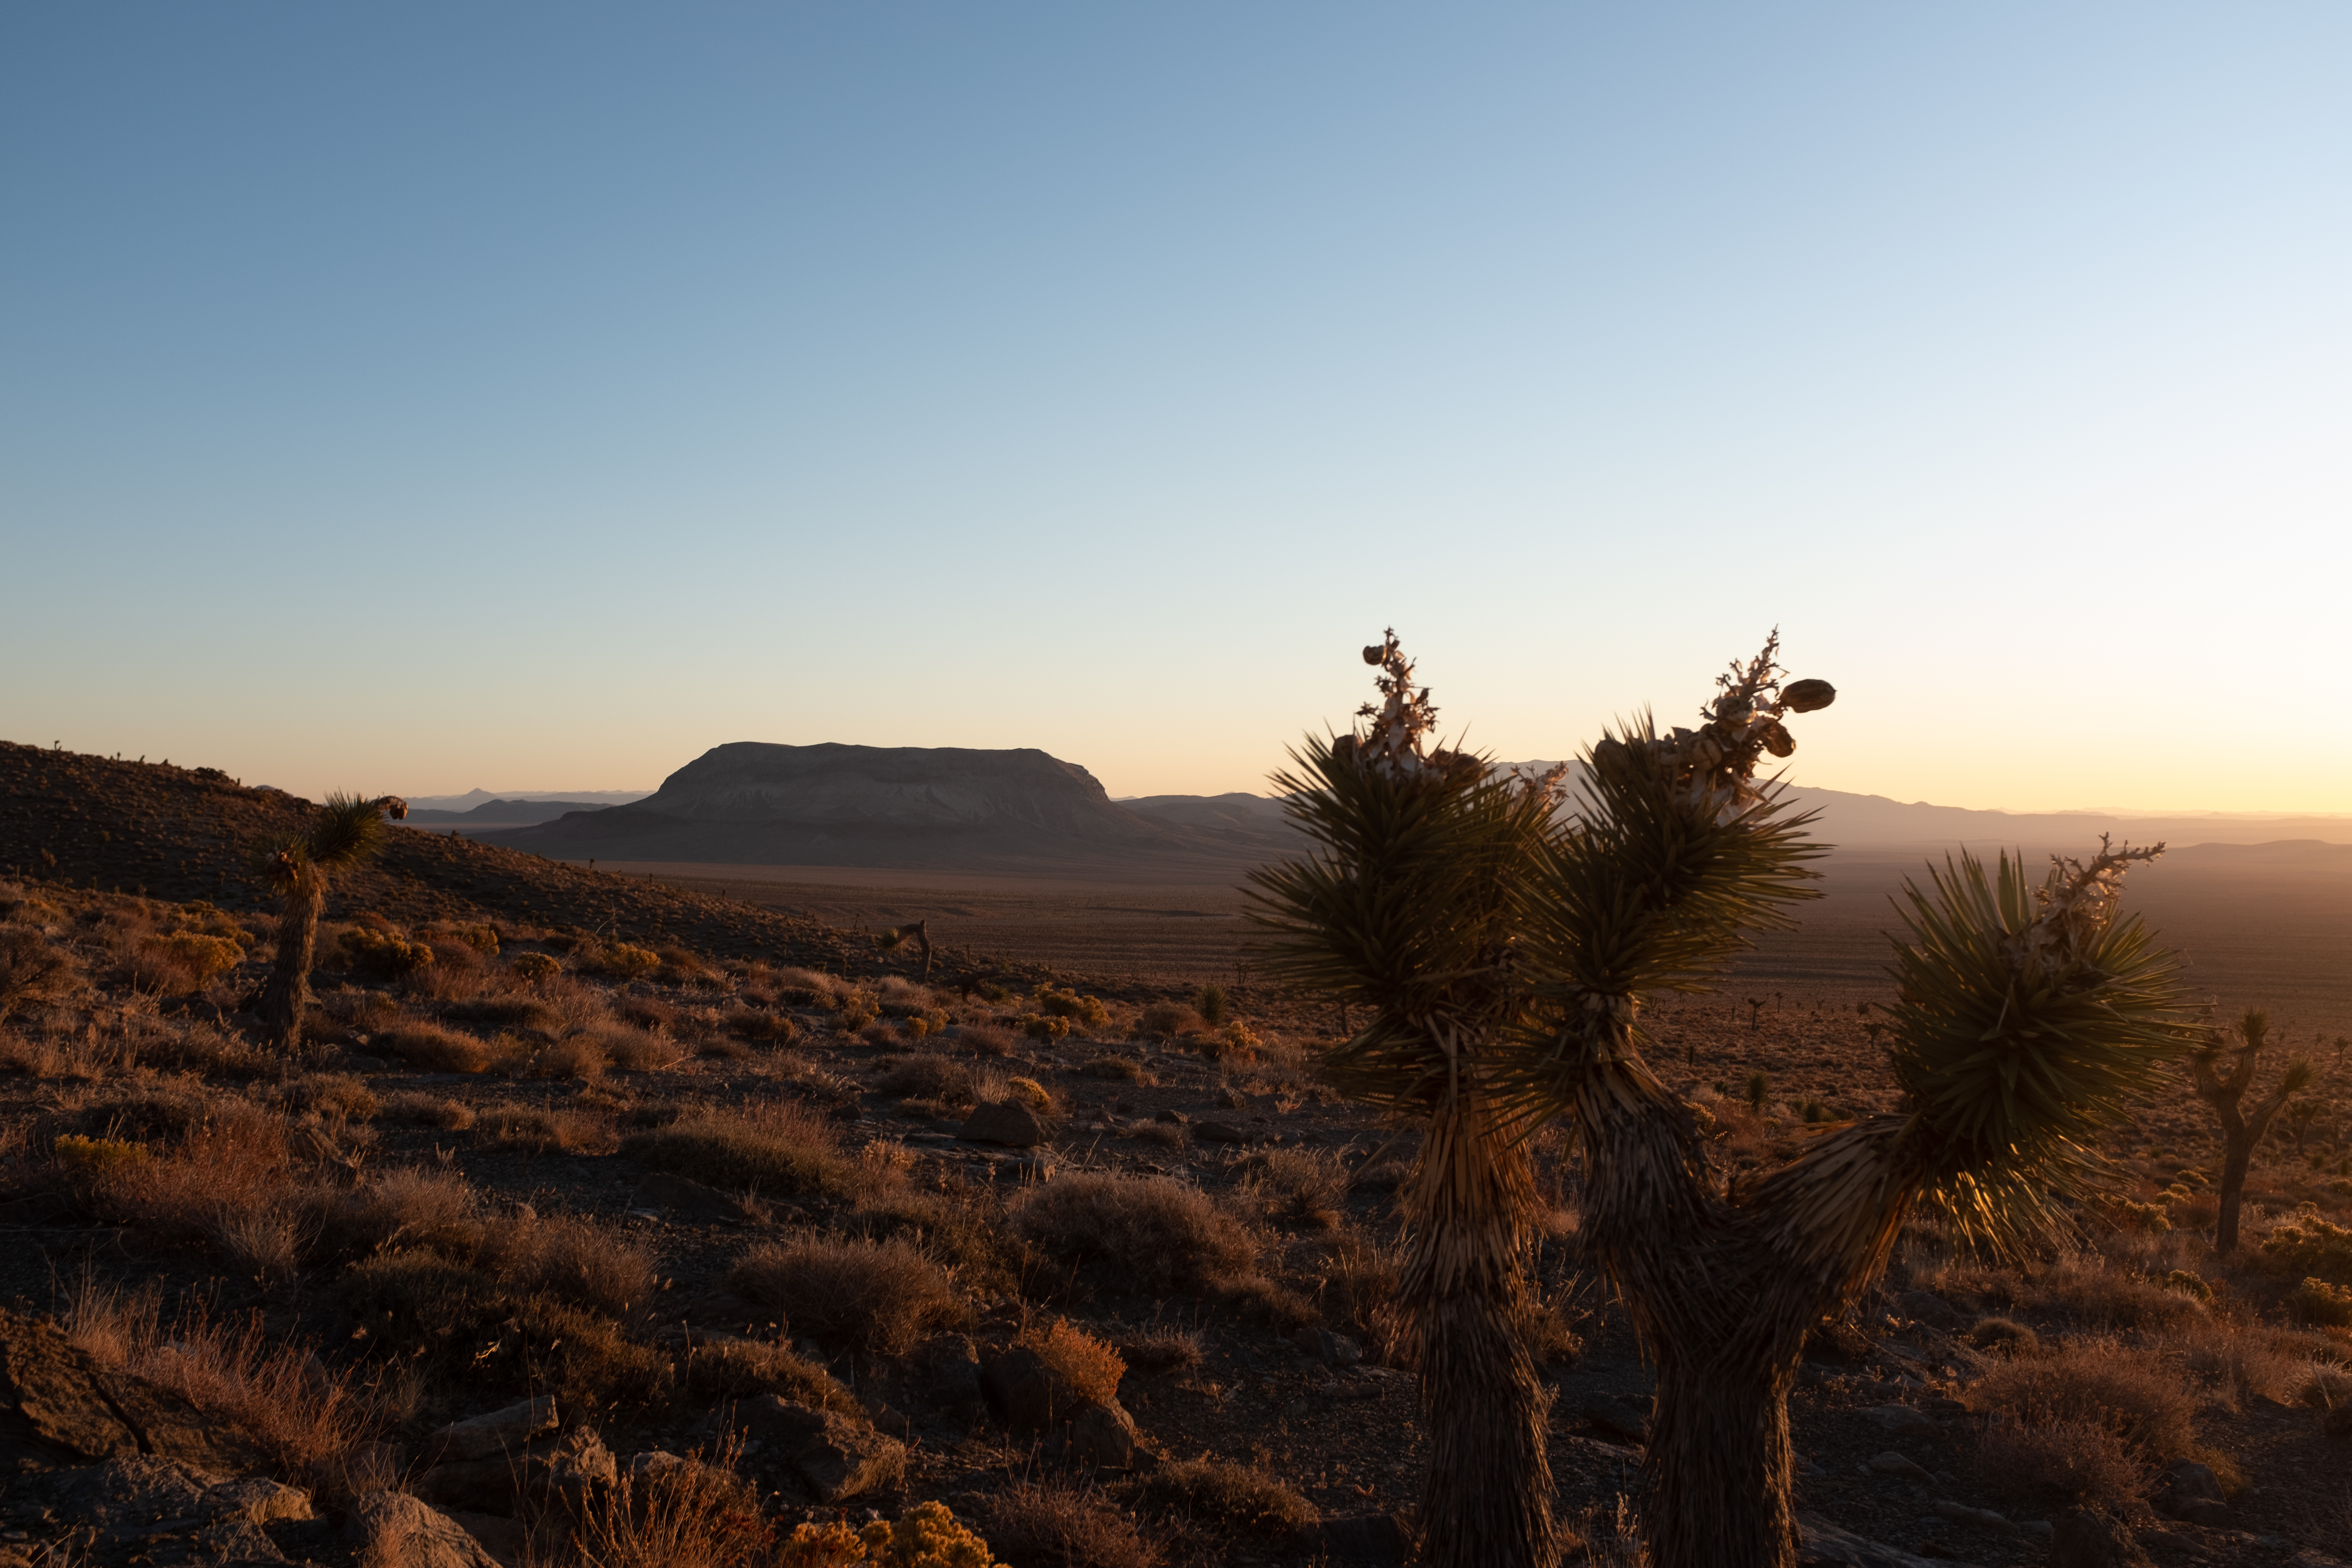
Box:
(257, 871, 324, 1051)
(2190, 1011, 2310, 1254)
(1571, 1056, 1915, 1568)
(1399, 1089, 1554, 1568)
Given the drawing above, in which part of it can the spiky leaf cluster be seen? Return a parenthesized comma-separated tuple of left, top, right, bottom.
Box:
(1884, 844, 2201, 1246)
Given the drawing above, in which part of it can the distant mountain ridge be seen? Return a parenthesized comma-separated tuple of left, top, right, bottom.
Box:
(405, 799, 617, 827)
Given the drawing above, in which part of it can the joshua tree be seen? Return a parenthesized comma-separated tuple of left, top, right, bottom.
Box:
(254, 793, 406, 1051)
(2188, 1007, 2314, 1253)
(1252, 631, 2198, 1568)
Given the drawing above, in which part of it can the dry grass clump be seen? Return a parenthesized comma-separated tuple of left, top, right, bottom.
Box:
(2259, 1205, 2352, 1283)
(1134, 1456, 1318, 1537)
(523, 1033, 608, 1082)
(2026, 1258, 2210, 1328)
(568, 1436, 768, 1568)
(377, 1089, 475, 1129)
(64, 1094, 294, 1238)
(2288, 1276, 2352, 1327)
(307, 1167, 481, 1261)
(481, 1102, 617, 1154)
(278, 1072, 380, 1125)
(954, 1022, 1016, 1058)
(480, 1211, 659, 1323)
(375, 1022, 492, 1073)
(2161, 1320, 2331, 1407)
(1969, 1316, 2042, 1356)
(725, 1006, 799, 1045)
(854, 1187, 1017, 1289)
(728, 1233, 961, 1356)
(65, 1278, 398, 1502)
(877, 1054, 975, 1105)
(1012, 1174, 1259, 1295)
(986, 1478, 1163, 1568)
(1082, 1056, 1145, 1082)
(591, 1024, 688, 1073)
(686, 1338, 863, 1419)
(1233, 1148, 1347, 1229)
(622, 1100, 868, 1199)
(0, 923, 85, 1022)
(1975, 1418, 2145, 1510)
(1117, 1324, 1204, 1374)
(1018, 1318, 1127, 1405)
(1968, 1336, 2196, 1496)
(1131, 1002, 1200, 1041)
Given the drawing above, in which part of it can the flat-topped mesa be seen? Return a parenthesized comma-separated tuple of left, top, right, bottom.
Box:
(494, 743, 1297, 873)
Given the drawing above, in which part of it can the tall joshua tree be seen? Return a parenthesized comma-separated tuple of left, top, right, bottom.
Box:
(1252, 632, 2199, 1568)
(255, 792, 407, 1051)
(2189, 1007, 2314, 1253)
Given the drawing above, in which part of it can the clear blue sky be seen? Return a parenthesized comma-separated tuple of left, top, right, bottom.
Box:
(5, 4, 2347, 812)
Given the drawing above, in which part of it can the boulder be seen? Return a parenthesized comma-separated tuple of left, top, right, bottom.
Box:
(1064, 1399, 1140, 1469)
(1579, 1392, 1651, 1445)
(428, 1396, 559, 1463)
(1865, 1450, 1931, 1482)
(979, 1345, 1073, 1432)
(0, 1309, 267, 1474)
(1795, 1514, 1964, 1568)
(1929, 1500, 2014, 1534)
(1192, 1120, 1249, 1145)
(1296, 1327, 1363, 1367)
(1891, 1291, 1966, 1332)
(960, 1098, 1046, 1148)
(2150, 1458, 2227, 1526)
(918, 1333, 986, 1420)
(1313, 1511, 1410, 1566)
(1867, 1403, 1938, 1436)
(412, 1457, 520, 1515)
(741, 1396, 905, 1501)
(345, 1490, 503, 1568)
(2049, 1507, 2152, 1568)
(631, 1171, 768, 1223)
(446, 1511, 530, 1568)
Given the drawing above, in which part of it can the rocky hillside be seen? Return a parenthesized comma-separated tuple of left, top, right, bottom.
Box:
(494, 744, 1299, 873)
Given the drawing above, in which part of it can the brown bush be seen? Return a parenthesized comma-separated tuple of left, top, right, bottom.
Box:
(1131, 1002, 1200, 1040)
(279, 1073, 379, 1125)
(1082, 1056, 1145, 1082)
(1969, 1338, 2196, 1468)
(527, 1034, 607, 1082)
(1975, 1418, 2146, 1508)
(134, 932, 243, 992)
(1012, 1174, 1258, 1295)
(1117, 1324, 1204, 1374)
(876, 1054, 975, 1105)
(685, 1338, 863, 1419)
(954, 1022, 1016, 1058)
(592, 1025, 686, 1073)
(0, 925, 82, 1023)
(728, 1233, 961, 1357)
(375, 1023, 492, 1073)
(307, 1167, 480, 1262)
(1233, 1148, 1347, 1229)
(621, 1101, 867, 1200)
(1018, 1318, 1127, 1405)
(484, 1103, 617, 1155)
(1135, 1457, 1318, 1537)
(377, 1090, 475, 1130)
(1969, 1317, 2041, 1356)
(569, 1436, 766, 1568)
(479, 1212, 658, 1324)
(725, 1006, 799, 1045)
(985, 1479, 1163, 1568)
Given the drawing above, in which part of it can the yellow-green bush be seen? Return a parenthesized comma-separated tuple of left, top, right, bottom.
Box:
(780, 1501, 994, 1567)
(338, 927, 435, 978)
(2259, 1205, 2352, 1283)
(2286, 1276, 2352, 1327)
(1033, 984, 1110, 1029)
(1017, 1013, 1071, 1041)
(509, 951, 561, 982)
(587, 943, 660, 981)
(156, 932, 244, 984)
(2163, 1270, 2214, 1304)
(53, 1134, 149, 1175)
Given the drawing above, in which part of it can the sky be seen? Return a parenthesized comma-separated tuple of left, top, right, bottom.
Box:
(4, 4, 2347, 813)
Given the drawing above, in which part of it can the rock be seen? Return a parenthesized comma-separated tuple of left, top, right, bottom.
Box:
(1868, 1403, 1939, 1436)
(1154, 1109, 1189, 1124)
(980, 1345, 1074, 1432)
(0, 1309, 267, 1474)
(2324, 1402, 2352, 1438)
(211, 1475, 316, 1523)
(413, 1457, 519, 1514)
(1314, 1511, 1410, 1566)
(544, 1433, 619, 1518)
(428, 1395, 559, 1463)
(1579, 1392, 1651, 1445)
(1192, 1120, 1249, 1144)
(345, 1490, 503, 1568)
(1893, 1292, 1965, 1332)
(918, 1333, 985, 1419)
(1296, 1327, 1363, 1367)
(627, 1449, 689, 1482)
(1867, 1450, 1933, 1482)
(1929, 1500, 2014, 1534)
(1064, 1399, 1140, 1468)
(740, 1396, 905, 1501)
(446, 1510, 530, 1568)
(2151, 1459, 2227, 1526)
(631, 1171, 767, 1223)
(2049, 1508, 2152, 1568)
(960, 1098, 1047, 1148)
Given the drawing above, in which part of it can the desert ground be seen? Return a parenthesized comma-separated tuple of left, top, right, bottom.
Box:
(2, 743, 2350, 1568)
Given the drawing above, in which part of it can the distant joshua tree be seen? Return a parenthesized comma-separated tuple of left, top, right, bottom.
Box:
(2189, 1007, 2315, 1253)
(1251, 631, 2198, 1568)
(254, 793, 407, 1051)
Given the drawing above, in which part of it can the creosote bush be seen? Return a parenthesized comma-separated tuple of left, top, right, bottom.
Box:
(1017, 1317, 1127, 1405)
(728, 1233, 961, 1356)
(1134, 1457, 1317, 1538)
(621, 1100, 868, 1199)
(688, 1338, 864, 1419)
(1011, 1174, 1258, 1295)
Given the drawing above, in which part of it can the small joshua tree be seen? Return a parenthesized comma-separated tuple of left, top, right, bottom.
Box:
(254, 793, 407, 1051)
(2189, 1007, 2315, 1253)
(1252, 631, 2198, 1568)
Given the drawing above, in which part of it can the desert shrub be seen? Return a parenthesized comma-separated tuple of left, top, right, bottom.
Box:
(434, 922, 499, 955)
(1018, 1317, 1126, 1405)
(66, 1096, 294, 1238)
(2287, 1276, 2352, 1327)
(1131, 1002, 1198, 1040)
(859, 1018, 907, 1048)
(985, 1479, 1161, 1568)
(780, 1502, 996, 1568)
(687, 1338, 863, 1419)
(480, 1211, 659, 1324)
(1969, 1338, 2195, 1464)
(307, 1167, 481, 1262)
(339, 1250, 671, 1411)
(510, 951, 561, 982)
(1217, 1274, 1321, 1331)
(279, 1073, 380, 1125)
(375, 1023, 492, 1073)
(1134, 1457, 1317, 1537)
(2164, 1270, 2214, 1303)
(1975, 1417, 2146, 1506)
(656, 946, 712, 984)
(441, 996, 562, 1036)
(338, 927, 435, 979)
(0, 925, 82, 1022)
(1131, 1122, 1187, 1151)
(955, 1023, 1015, 1058)
(833, 987, 880, 1031)
(1969, 1317, 2041, 1355)
(1018, 1013, 1073, 1042)
(585, 942, 662, 981)
(1205, 1022, 1262, 1061)
(1034, 984, 1111, 1029)
(527, 1034, 607, 1082)
(878, 1054, 975, 1105)
(853, 1189, 1018, 1289)
(2103, 1198, 2172, 1233)
(617, 995, 681, 1031)
(727, 1006, 800, 1045)
(585, 1024, 681, 1072)
(1233, 1148, 1347, 1228)
(139, 931, 244, 990)
(1012, 1174, 1258, 1295)
(2029, 1258, 2207, 1328)
(728, 1234, 960, 1356)
(2259, 1204, 2352, 1283)
(1082, 1056, 1143, 1082)
(484, 1103, 616, 1154)
(377, 1090, 475, 1129)
(622, 1101, 867, 1199)
(1006, 1076, 1052, 1111)
(1194, 986, 1229, 1027)
(53, 1133, 150, 1177)
(1117, 1324, 1204, 1374)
